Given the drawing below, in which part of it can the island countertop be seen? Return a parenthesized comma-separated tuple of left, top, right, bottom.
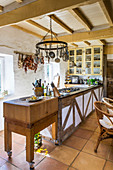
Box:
(3, 96, 58, 125)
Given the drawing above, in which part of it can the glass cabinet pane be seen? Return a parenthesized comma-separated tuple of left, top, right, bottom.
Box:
(69, 69, 74, 74)
(69, 50, 75, 75)
(76, 49, 83, 75)
(93, 47, 101, 74)
(94, 48, 100, 54)
(85, 68, 91, 74)
(76, 68, 82, 74)
(94, 61, 100, 68)
(93, 68, 100, 74)
(86, 48, 91, 55)
(69, 56, 74, 62)
(94, 54, 100, 61)
(76, 56, 82, 61)
(69, 50, 74, 56)
(85, 48, 92, 74)
(76, 49, 82, 55)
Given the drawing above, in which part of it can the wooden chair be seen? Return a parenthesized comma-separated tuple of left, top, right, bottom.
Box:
(102, 97, 113, 114)
(94, 101, 113, 153)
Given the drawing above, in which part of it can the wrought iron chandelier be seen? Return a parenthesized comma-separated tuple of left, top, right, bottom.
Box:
(35, 16, 69, 63)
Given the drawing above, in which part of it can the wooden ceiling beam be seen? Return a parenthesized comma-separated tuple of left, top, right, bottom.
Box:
(11, 25, 43, 39)
(99, 0, 113, 26)
(71, 43, 78, 47)
(104, 45, 113, 54)
(0, 6, 3, 12)
(49, 14, 74, 34)
(26, 19, 57, 36)
(16, 0, 23, 3)
(46, 27, 113, 43)
(84, 41, 91, 46)
(69, 8, 92, 31)
(98, 39, 106, 45)
(0, 0, 100, 27)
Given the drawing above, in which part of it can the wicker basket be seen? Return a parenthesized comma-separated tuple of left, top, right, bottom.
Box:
(33, 87, 43, 96)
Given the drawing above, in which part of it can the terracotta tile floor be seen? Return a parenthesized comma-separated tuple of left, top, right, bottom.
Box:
(0, 111, 113, 169)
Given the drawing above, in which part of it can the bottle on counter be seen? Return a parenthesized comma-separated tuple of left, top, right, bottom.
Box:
(49, 88, 51, 96)
(39, 79, 41, 87)
(42, 83, 44, 96)
(44, 80, 47, 96)
(46, 83, 50, 96)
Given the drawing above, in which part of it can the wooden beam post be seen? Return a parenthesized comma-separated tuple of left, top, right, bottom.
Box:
(49, 14, 74, 34)
(11, 25, 43, 39)
(69, 8, 92, 31)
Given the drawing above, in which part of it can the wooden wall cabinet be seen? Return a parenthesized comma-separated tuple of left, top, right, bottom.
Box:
(69, 46, 103, 76)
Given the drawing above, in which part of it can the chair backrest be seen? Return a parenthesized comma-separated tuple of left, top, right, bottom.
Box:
(102, 97, 113, 109)
(94, 101, 108, 120)
(94, 101, 113, 128)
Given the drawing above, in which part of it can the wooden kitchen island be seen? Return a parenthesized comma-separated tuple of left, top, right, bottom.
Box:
(3, 96, 58, 169)
(3, 85, 103, 168)
(40, 85, 103, 145)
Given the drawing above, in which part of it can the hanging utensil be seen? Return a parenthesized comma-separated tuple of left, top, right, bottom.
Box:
(18, 53, 22, 68)
(45, 51, 49, 58)
(55, 45, 60, 63)
(59, 49, 63, 58)
(48, 56, 50, 63)
(49, 43, 55, 58)
(21, 54, 24, 68)
(49, 51, 55, 58)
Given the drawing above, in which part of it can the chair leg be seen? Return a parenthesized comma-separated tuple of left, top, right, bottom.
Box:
(94, 130, 103, 153)
(94, 136, 101, 153)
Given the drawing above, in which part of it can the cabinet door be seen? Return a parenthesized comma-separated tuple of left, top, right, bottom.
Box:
(93, 46, 103, 75)
(68, 49, 75, 75)
(75, 48, 83, 75)
(85, 47, 92, 75)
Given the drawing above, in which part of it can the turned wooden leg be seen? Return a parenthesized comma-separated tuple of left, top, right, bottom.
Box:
(26, 128, 34, 167)
(4, 121, 12, 157)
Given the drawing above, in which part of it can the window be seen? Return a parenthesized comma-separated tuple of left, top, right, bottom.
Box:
(0, 54, 14, 95)
(0, 60, 1, 92)
(45, 62, 60, 87)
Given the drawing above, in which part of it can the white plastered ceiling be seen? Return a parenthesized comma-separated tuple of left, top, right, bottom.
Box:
(0, 0, 15, 6)
(0, 1, 113, 47)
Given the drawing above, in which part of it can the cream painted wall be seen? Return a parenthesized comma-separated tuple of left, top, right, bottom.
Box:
(107, 54, 113, 60)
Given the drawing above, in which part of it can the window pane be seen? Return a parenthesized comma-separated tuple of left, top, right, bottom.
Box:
(0, 62, 1, 92)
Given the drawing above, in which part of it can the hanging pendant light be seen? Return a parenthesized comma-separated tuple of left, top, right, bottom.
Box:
(35, 16, 69, 63)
